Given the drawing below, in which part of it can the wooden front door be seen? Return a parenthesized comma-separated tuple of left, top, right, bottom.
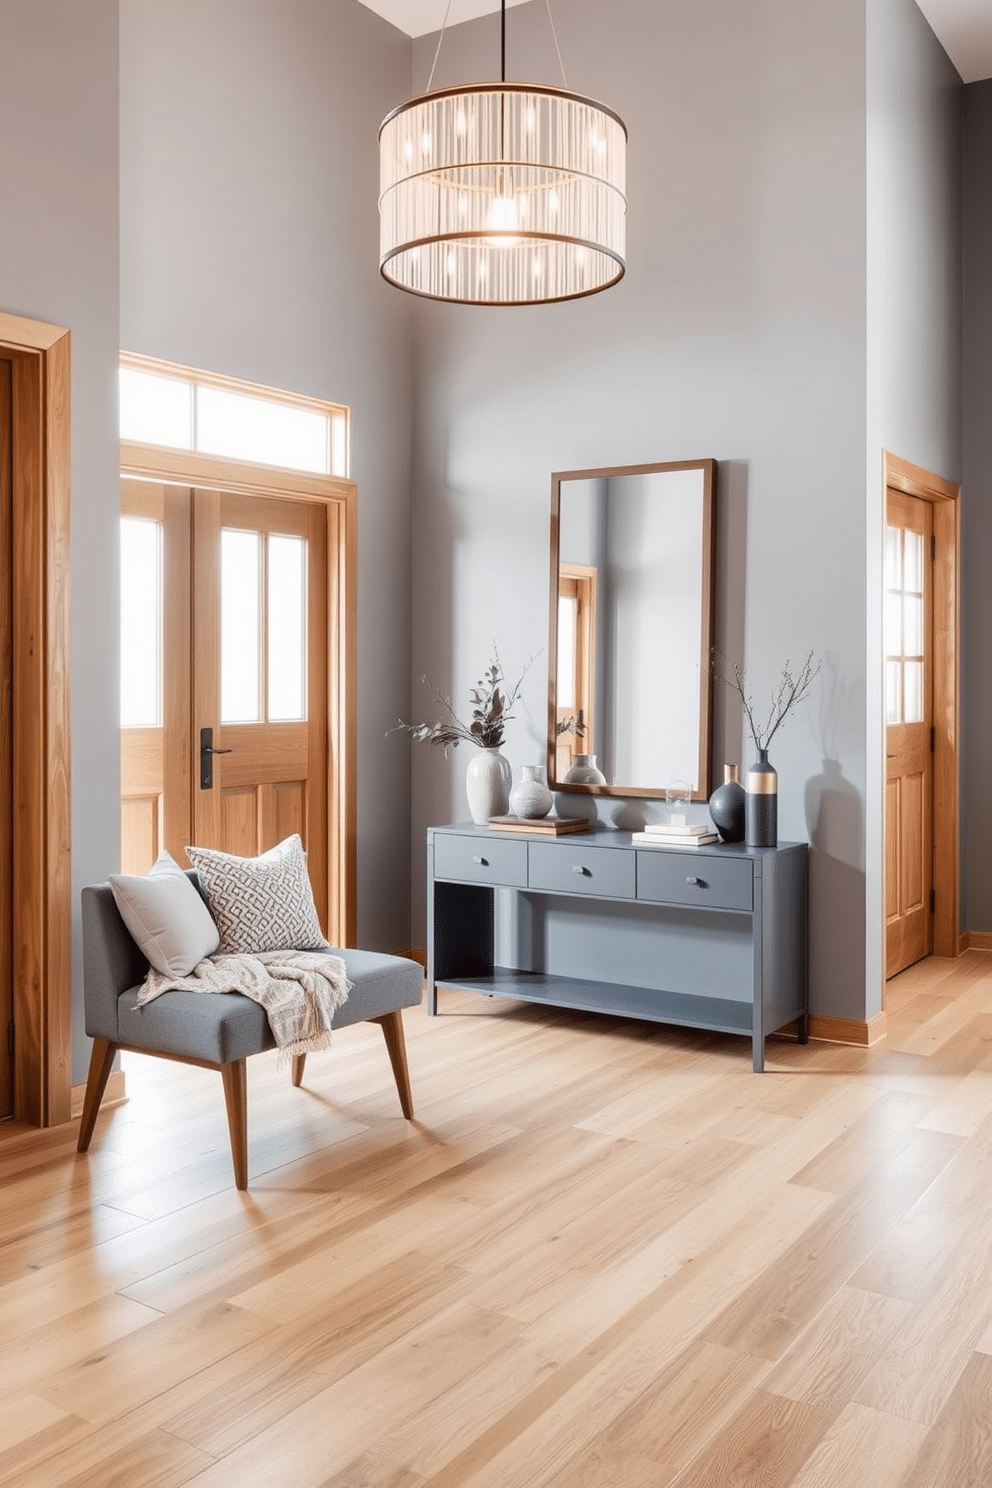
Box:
(0, 359, 13, 1118)
(885, 487, 933, 977)
(120, 482, 329, 931)
(191, 490, 328, 914)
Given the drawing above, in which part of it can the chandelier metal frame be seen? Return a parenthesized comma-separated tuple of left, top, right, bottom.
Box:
(378, 3, 627, 307)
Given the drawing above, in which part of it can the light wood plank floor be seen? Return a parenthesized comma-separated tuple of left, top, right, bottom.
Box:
(3, 955, 992, 1486)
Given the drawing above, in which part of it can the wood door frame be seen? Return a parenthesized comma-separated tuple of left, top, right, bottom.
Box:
(883, 451, 960, 969)
(0, 312, 72, 1127)
(120, 441, 357, 948)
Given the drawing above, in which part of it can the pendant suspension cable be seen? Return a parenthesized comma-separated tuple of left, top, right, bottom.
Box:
(501, 0, 506, 83)
(545, 0, 568, 87)
(425, 0, 455, 94)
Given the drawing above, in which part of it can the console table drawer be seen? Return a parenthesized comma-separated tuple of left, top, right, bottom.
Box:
(636, 852, 753, 912)
(433, 833, 527, 887)
(528, 841, 635, 899)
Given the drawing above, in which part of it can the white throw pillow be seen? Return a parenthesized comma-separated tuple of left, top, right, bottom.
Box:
(109, 850, 220, 977)
(185, 834, 329, 955)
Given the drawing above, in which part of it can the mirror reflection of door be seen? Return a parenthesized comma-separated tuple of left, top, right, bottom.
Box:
(120, 480, 329, 932)
(884, 488, 933, 977)
(556, 563, 596, 777)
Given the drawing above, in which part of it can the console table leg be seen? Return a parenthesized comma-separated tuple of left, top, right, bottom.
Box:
(752, 1036, 764, 1074)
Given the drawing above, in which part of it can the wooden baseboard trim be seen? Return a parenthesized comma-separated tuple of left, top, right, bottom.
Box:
(70, 1070, 126, 1122)
(963, 932, 992, 953)
(808, 1013, 887, 1048)
(401, 947, 427, 971)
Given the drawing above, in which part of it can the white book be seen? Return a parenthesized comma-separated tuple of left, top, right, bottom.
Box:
(632, 831, 719, 847)
(641, 821, 712, 836)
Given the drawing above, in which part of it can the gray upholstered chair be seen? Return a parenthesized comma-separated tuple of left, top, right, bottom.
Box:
(76, 878, 423, 1189)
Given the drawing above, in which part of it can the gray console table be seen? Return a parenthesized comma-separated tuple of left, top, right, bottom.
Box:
(426, 823, 808, 1072)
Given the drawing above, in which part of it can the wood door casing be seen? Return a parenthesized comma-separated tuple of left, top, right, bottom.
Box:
(0, 360, 13, 1117)
(192, 490, 329, 927)
(885, 487, 933, 977)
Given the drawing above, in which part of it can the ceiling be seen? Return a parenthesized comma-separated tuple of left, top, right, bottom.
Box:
(358, 0, 992, 82)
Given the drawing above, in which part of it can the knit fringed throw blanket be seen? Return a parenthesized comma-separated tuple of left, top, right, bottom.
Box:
(134, 951, 352, 1061)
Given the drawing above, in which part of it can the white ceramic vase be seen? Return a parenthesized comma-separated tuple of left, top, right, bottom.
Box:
(465, 748, 511, 824)
(509, 763, 553, 819)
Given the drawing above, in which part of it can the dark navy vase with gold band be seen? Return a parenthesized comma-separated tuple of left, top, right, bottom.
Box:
(745, 748, 777, 847)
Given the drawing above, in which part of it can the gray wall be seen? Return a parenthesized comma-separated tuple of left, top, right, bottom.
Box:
(409, 0, 871, 1022)
(119, 0, 416, 955)
(962, 80, 992, 932)
(866, 0, 962, 1007)
(0, 0, 121, 1084)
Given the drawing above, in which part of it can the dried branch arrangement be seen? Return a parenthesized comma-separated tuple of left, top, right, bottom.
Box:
(390, 646, 534, 753)
(716, 650, 820, 752)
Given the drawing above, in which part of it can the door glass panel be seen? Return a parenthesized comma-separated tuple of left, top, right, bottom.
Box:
(885, 525, 901, 588)
(904, 660, 923, 724)
(120, 516, 163, 727)
(330, 413, 348, 478)
(910, 660, 922, 723)
(221, 529, 261, 723)
(903, 529, 923, 593)
(885, 660, 901, 725)
(198, 386, 330, 475)
(268, 535, 307, 721)
(120, 367, 193, 449)
(884, 592, 902, 655)
(903, 595, 923, 657)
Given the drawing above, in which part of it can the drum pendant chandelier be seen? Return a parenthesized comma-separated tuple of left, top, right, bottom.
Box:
(378, 0, 627, 306)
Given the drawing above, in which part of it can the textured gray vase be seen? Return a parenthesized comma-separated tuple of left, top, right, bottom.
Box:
(745, 749, 778, 847)
(709, 763, 745, 842)
(509, 763, 553, 819)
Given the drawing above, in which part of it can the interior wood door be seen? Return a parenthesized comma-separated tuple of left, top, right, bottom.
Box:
(0, 360, 13, 1118)
(121, 483, 329, 931)
(885, 487, 933, 977)
(191, 490, 328, 923)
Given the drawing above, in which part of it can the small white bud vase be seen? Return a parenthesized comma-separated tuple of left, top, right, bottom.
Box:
(465, 747, 512, 825)
(509, 764, 553, 819)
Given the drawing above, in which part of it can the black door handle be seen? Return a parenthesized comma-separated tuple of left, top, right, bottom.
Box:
(200, 727, 233, 790)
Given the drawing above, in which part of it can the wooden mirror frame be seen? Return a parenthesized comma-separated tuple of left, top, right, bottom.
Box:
(547, 458, 716, 800)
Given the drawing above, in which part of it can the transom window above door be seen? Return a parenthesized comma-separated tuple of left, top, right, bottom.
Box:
(119, 352, 350, 479)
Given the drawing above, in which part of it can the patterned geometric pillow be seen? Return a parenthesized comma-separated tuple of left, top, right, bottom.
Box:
(185, 834, 329, 955)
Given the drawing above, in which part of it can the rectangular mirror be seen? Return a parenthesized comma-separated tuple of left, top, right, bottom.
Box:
(548, 459, 716, 799)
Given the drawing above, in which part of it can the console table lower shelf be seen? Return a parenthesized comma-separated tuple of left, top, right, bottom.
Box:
(426, 825, 809, 1073)
(432, 968, 757, 1038)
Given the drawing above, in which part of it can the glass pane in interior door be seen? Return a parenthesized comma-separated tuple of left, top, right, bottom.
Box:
(221, 528, 261, 723)
(268, 534, 307, 721)
(120, 516, 163, 727)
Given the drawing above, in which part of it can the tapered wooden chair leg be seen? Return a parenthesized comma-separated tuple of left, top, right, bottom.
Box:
(291, 1054, 306, 1088)
(373, 1010, 414, 1118)
(77, 1037, 119, 1152)
(221, 1060, 249, 1190)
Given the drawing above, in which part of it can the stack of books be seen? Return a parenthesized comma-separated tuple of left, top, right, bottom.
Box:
(631, 822, 719, 848)
(488, 815, 590, 836)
